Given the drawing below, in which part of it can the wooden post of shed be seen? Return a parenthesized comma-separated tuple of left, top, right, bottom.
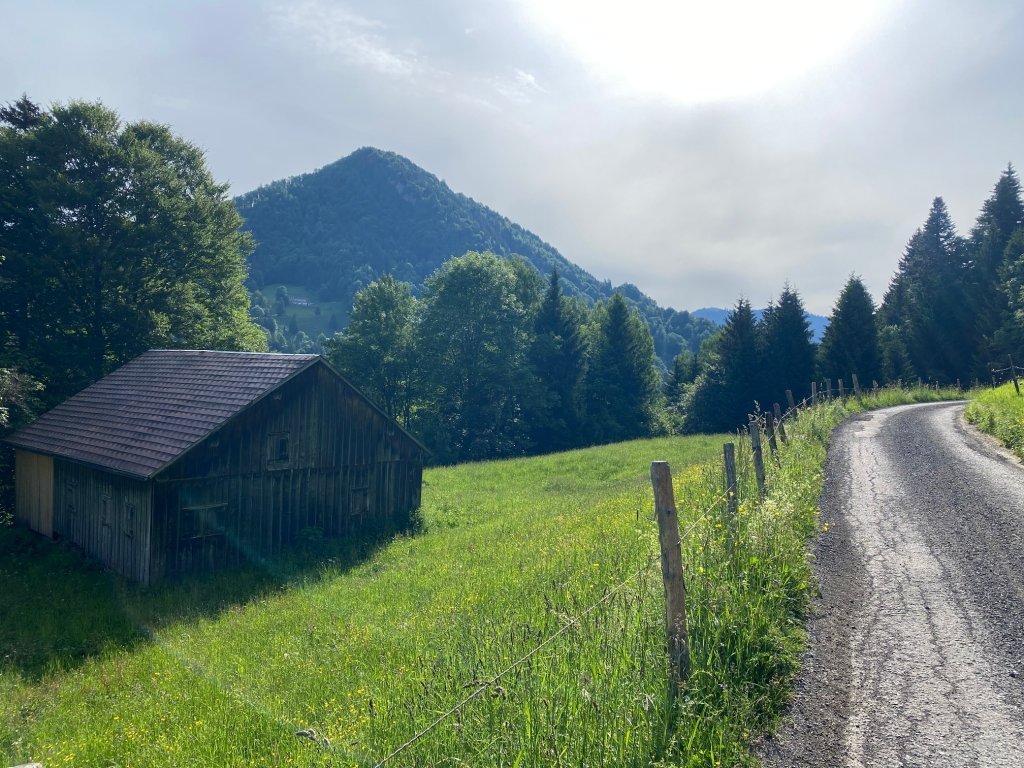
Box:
(650, 461, 691, 698)
(748, 418, 766, 499)
(811, 381, 818, 407)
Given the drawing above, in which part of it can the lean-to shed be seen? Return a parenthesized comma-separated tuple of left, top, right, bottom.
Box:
(5, 350, 426, 583)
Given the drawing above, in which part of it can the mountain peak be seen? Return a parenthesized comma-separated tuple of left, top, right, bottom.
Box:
(235, 149, 718, 366)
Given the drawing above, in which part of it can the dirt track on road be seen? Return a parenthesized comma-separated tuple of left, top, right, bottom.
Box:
(760, 402, 1024, 767)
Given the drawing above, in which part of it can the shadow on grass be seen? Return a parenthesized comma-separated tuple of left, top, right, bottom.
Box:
(0, 522, 397, 680)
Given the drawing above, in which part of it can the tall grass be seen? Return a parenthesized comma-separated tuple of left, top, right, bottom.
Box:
(965, 382, 1024, 458)
(1, 389, 957, 767)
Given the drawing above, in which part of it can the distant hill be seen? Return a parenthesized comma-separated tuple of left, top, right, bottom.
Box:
(234, 147, 717, 367)
(693, 307, 829, 343)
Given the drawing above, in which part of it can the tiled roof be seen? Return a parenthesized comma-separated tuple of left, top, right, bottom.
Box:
(5, 350, 318, 479)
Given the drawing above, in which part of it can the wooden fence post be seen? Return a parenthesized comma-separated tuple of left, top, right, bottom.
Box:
(723, 443, 739, 540)
(773, 403, 788, 444)
(650, 462, 691, 699)
(826, 378, 833, 400)
(851, 373, 862, 399)
(1010, 356, 1021, 396)
(764, 411, 779, 459)
(811, 381, 818, 406)
(748, 418, 766, 499)
(838, 378, 846, 399)
(872, 380, 879, 396)
(785, 389, 797, 414)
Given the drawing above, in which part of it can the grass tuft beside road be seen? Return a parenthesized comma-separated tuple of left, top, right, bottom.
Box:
(1, 388, 958, 768)
(965, 382, 1024, 459)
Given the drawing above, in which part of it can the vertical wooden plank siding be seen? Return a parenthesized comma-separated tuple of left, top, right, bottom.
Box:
(14, 450, 54, 537)
(51, 460, 153, 583)
(148, 363, 424, 580)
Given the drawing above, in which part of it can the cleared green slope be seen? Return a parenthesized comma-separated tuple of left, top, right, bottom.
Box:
(6, 401, 912, 767)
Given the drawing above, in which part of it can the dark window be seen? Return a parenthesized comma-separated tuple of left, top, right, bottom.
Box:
(267, 432, 290, 468)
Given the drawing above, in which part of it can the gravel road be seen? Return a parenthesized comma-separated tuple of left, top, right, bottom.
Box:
(760, 401, 1024, 767)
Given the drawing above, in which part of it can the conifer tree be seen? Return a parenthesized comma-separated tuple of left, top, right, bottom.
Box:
(761, 284, 815, 406)
(527, 268, 588, 453)
(878, 198, 970, 383)
(817, 276, 880, 384)
(967, 165, 1024, 369)
(683, 298, 760, 433)
(584, 293, 662, 443)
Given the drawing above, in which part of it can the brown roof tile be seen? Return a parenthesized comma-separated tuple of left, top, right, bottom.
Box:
(5, 350, 318, 479)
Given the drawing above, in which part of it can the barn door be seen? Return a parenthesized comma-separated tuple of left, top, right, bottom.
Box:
(15, 451, 54, 537)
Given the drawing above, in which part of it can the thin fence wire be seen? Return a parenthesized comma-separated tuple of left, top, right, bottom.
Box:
(367, 488, 731, 768)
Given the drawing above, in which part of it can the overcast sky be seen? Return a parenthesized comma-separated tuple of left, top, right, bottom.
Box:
(4, 0, 1023, 314)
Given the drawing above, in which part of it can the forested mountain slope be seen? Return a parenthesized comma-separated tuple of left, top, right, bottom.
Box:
(234, 147, 715, 365)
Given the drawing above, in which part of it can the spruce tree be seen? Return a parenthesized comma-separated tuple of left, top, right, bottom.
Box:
(761, 284, 815, 406)
(817, 276, 880, 384)
(584, 293, 661, 443)
(878, 198, 970, 383)
(683, 298, 760, 433)
(527, 268, 588, 453)
(967, 165, 1024, 370)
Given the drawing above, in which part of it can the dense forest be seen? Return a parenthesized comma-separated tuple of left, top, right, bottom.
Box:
(2, 96, 1023, 476)
(234, 147, 717, 368)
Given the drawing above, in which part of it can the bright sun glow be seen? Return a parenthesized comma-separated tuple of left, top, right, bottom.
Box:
(518, 0, 893, 103)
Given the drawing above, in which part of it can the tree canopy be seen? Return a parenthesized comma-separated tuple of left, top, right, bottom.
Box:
(817, 275, 879, 385)
(0, 96, 264, 407)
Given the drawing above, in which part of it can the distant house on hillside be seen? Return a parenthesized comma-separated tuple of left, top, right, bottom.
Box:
(5, 350, 425, 584)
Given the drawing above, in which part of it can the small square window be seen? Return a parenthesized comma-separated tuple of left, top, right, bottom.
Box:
(267, 432, 291, 468)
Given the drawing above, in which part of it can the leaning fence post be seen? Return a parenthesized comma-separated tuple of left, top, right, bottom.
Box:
(748, 418, 766, 499)
(773, 403, 788, 444)
(764, 411, 780, 460)
(785, 389, 797, 415)
(650, 462, 691, 699)
(1010, 355, 1021, 396)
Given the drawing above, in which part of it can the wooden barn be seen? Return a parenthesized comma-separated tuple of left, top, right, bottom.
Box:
(5, 350, 426, 583)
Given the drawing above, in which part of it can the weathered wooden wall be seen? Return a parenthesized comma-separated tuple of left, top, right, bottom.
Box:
(150, 364, 423, 580)
(52, 460, 153, 583)
(14, 450, 53, 537)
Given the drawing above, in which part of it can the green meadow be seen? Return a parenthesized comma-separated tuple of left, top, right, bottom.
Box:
(1, 388, 956, 767)
(965, 381, 1024, 458)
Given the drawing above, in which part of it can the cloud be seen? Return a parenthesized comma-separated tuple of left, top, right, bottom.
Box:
(270, 0, 423, 79)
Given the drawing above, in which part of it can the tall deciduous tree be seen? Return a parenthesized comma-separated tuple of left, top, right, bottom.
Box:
(761, 284, 815, 405)
(0, 97, 264, 407)
(415, 252, 539, 463)
(817, 275, 880, 384)
(584, 293, 662, 444)
(323, 275, 418, 426)
(527, 268, 588, 453)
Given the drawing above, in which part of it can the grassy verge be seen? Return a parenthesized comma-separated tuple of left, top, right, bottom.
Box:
(965, 382, 1024, 459)
(1, 388, 958, 767)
